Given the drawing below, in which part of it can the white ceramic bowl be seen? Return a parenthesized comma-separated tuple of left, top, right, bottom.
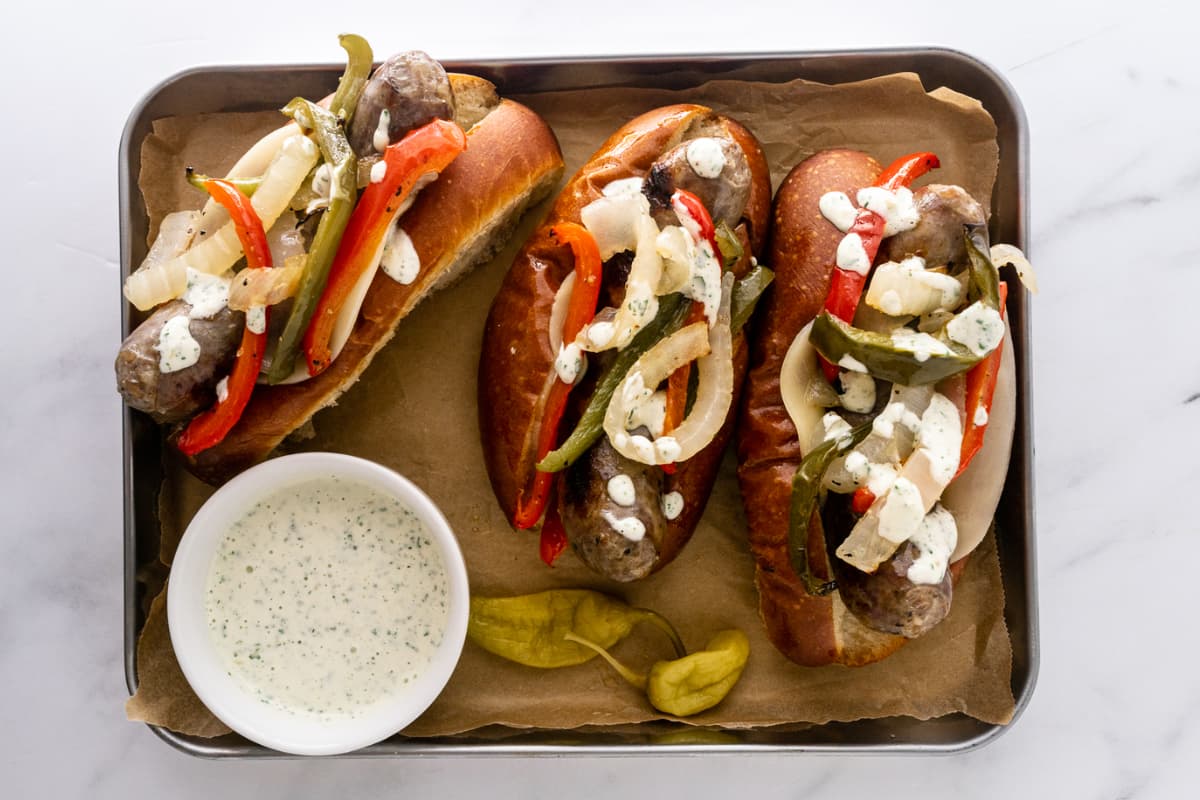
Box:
(168, 452, 469, 755)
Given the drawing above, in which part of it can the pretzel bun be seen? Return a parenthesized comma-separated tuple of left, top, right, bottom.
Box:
(737, 150, 1015, 666)
(479, 104, 771, 579)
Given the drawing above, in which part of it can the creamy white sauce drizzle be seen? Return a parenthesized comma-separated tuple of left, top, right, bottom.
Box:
(670, 195, 722, 326)
(370, 160, 388, 184)
(661, 491, 684, 521)
(183, 268, 231, 319)
(157, 315, 201, 373)
(877, 476, 924, 543)
(585, 320, 615, 349)
(380, 225, 420, 285)
(890, 329, 951, 362)
(373, 109, 392, 153)
(246, 304, 267, 335)
(872, 402, 921, 440)
(215, 376, 230, 404)
(838, 354, 868, 373)
(204, 477, 449, 720)
(311, 163, 332, 200)
(601, 509, 646, 542)
(625, 389, 667, 438)
(916, 392, 962, 485)
(625, 433, 680, 464)
(554, 342, 585, 385)
(685, 138, 726, 179)
(906, 504, 957, 585)
(819, 191, 857, 233)
(946, 301, 1005, 357)
(821, 186, 921, 281)
(974, 405, 989, 426)
(606, 474, 637, 507)
(835, 233, 872, 275)
(839, 371, 876, 414)
(821, 411, 853, 444)
(857, 186, 919, 236)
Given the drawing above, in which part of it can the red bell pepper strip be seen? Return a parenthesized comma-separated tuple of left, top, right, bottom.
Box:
(177, 180, 272, 456)
(954, 282, 1008, 479)
(851, 486, 876, 515)
(819, 152, 940, 382)
(538, 494, 569, 566)
(303, 119, 467, 376)
(671, 189, 721, 257)
(513, 223, 603, 530)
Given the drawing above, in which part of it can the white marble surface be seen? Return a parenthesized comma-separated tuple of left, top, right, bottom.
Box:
(3, 2, 1196, 797)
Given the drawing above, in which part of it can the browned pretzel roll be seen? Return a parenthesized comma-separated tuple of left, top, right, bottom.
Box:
(479, 104, 771, 581)
(116, 47, 565, 485)
(737, 149, 1019, 666)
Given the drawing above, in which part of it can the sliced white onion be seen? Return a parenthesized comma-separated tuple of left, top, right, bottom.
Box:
(580, 191, 650, 260)
(578, 191, 664, 351)
(548, 270, 576, 351)
(655, 226, 693, 295)
(604, 272, 734, 465)
(779, 321, 835, 455)
(865, 257, 962, 316)
(227, 256, 304, 310)
(126, 210, 201, 305)
(991, 243, 1039, 294)
(124, 134, 320, 311)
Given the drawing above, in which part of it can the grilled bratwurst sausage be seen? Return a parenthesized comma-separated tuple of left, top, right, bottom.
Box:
(115, 300, 243, 423)
(879, 184, 986, 268)
(560, 436, 667, 581)
(346, 51, 455, 158)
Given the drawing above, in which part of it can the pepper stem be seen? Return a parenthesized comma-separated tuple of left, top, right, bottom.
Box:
(563, 633, 648, 690)
(631, 609, 687, 659)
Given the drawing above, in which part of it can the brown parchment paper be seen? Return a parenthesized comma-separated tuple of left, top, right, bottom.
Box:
(126, 72, 1014, 738)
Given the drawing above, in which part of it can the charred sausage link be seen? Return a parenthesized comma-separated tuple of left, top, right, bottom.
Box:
(643, 137, 752, 229)
(821, 494, 952, 638)
(879, 184, 986, 268)
(559, 436, 667, 582)
(347, 51, 455, 157)
(115, 300, 244, 423)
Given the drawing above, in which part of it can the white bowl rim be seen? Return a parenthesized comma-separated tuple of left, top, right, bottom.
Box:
(167, 452, 469, 756)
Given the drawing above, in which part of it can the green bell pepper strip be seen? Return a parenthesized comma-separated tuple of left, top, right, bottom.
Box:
(714, 221, 744, 269)
(467, 590, 685, 668)
(564, 628, 750, 717)
(964, 224, 1002, 310)
(536, 293, 690, 473)
(185, 168, 259, 196)
(809, 312, 981, 387)
(788, 420, 872, 596)
(730, 264, 773, 333)
(263, 98, 358, 383)
(327, 33, 373, 124)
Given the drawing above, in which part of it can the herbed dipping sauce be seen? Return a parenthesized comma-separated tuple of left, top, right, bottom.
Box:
(204, 477, 449, 720)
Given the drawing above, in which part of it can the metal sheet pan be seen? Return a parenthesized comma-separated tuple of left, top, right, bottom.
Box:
(121, 47, 1037, 757)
